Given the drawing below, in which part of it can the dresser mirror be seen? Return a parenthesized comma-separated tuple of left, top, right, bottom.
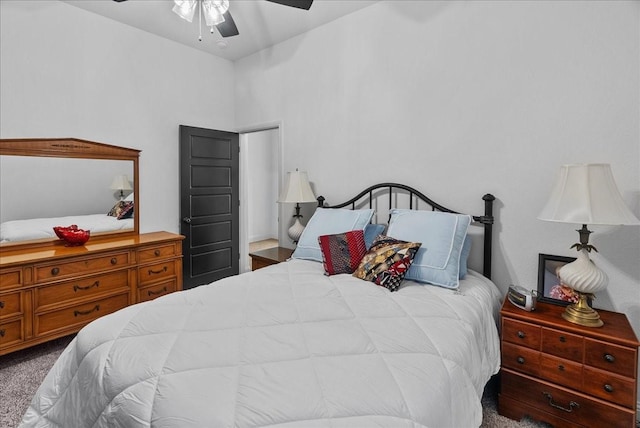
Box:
(0, 138, 140, 249)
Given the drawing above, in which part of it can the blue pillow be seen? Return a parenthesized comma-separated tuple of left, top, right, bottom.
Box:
(363, 224, 386, 249)
(459, 235, 472, 279)
(386, 209, 471, 288)
(292, 208, 375, 262)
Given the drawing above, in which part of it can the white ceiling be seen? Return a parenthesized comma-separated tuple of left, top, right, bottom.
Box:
(63, 0, 379, 61)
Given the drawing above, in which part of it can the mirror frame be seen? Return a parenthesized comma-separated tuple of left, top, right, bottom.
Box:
(0, 138, 140, 250)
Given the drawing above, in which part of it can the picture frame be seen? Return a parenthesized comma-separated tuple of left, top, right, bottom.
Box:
(537, 253, 581, 306)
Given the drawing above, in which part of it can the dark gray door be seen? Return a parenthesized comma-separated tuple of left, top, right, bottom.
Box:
(179, 125, 239, 289)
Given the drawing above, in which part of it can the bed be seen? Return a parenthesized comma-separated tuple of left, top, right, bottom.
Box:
(0, 214, 134, 243)
(20, 183, 501, 428)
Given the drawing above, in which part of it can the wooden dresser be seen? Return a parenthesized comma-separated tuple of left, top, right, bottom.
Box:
(0, 231, 183, 355)
(499, 298, 639, 427)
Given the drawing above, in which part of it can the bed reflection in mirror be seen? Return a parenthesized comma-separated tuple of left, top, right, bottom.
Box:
(0, 156, 135, 244)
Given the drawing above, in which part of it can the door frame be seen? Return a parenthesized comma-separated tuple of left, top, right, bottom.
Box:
(237, 121, 285, 273)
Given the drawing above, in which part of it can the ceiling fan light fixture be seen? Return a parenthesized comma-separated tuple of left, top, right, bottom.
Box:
(172, 0, 197, 23)
(202, 0, 228, 26)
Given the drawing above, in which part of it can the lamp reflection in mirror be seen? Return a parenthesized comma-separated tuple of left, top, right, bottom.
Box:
(278, 170, 316, 243)
(538, 163, 640, 327)
(110, 175, 133, 200)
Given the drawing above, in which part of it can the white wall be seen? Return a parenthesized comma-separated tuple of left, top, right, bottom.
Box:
(0, 0, 235, 235)
(246, 129, 279, 242)
(235, 0, 640, 393)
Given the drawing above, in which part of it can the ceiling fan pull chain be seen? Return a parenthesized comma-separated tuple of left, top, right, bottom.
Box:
(198, 0, 203, 41)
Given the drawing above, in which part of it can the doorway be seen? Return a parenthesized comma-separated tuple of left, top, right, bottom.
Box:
(239, 126, 282, 273)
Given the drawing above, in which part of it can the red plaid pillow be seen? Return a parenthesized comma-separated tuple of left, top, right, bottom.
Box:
(318, 230, 367, 276)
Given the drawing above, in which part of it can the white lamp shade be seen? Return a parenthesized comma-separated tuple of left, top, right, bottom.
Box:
(538, 163, 640, 226)
(110, 175, 133, 191)
(278, 171, 316, 204)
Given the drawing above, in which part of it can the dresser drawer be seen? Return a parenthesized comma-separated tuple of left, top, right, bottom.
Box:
(539, 353, 582, 390)
(35, 293, 129, 336)
(0, 269, 22, 290)
(583, 366, 635, 408)
(138, 244, 177, 263)
(502, 318, 541, 350)
(35, 252, 131, 283)
(0, 291, 23, 320)
(138, 261, 176, 286)
(0, 318, 24, 348)
(502, 342, 540, 376)
(541, 327, 583, 363)
(138, 279, 177, 303)
(34, 270, 130, 311)
(501, 369, 635, 427)
(584, 338, 636, 378)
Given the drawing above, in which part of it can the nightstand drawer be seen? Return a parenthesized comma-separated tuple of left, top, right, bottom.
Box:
(541, 327, 583, 362)
(501, 369, 635, 427)
(583, 366, 635, 407)
(0, 318, 24, 348)
(502, 318, 541, 350)
(539, 353, 582, 390)
(0, 269, 22, 290)
(502, 342, 540, 376)
(584, 338, 636, 378)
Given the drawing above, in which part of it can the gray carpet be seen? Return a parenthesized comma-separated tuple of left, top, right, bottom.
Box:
(0, 336, 547, 428)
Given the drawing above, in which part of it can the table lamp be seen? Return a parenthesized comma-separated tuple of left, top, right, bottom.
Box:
(538, 163, 640, 327)
(110, 175, 133, 200)
(278, 170, 316, 243)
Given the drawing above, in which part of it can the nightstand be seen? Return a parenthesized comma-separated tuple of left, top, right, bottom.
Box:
(498, 298, 639, 427)
(249, 247, 293, 271)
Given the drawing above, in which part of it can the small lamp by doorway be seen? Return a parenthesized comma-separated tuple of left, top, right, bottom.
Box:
(278, 169, 316, 243)
(110, 175, 133, 200)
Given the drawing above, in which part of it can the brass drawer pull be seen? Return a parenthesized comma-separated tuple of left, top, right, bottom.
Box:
(51, 267, 60, 276)
(604, 353, 615, 363)
(604, 384, 614, 393)
(73, 281, 100, 292)
(154, 249, 161, 257)
(0, 329, 5, 337)
(148, 286, 168, 297)
(148, 266, 168, 275)
(110, 258, 118, 265)
(542, 392, 579, 413)
(74, 305, 100, 317)
(517, 357, 525, 365)
(517, 331, 525, 339)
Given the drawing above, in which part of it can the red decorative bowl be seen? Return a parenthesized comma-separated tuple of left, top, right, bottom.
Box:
(53, 225, 90, 246)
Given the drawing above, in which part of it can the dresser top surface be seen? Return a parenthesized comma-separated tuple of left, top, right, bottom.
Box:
(0, 231, 184, 267)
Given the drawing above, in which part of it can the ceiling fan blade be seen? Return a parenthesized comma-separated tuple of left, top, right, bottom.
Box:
(265, 0, 313, 10)
(112, 0, 128, 2)
(216, 11, 239, 38)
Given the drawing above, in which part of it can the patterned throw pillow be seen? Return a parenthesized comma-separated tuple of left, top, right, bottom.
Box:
(318, 230, 368, 275)
(107, 201, 134, 220)
(353, 235, 421, 292)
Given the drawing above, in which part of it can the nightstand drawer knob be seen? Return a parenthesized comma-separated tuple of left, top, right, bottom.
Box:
(559, 336, 566, 342)
(604, 353, 615, 363)
(604, 384, 614, 393)
(558, 364, 565, 371)
(517, 331, 526, 339)
(542, 392, 580, 413)
(517, 357, 525, 365)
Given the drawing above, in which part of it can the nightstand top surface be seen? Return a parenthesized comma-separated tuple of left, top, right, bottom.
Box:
(501, 298, 639, 347)
(249, 246, 293, 263)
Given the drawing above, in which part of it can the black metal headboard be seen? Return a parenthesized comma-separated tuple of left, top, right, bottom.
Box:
(317, 183, 495, 279)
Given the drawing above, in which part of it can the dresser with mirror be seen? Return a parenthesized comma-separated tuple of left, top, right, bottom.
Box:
(0, 138, 184, 355)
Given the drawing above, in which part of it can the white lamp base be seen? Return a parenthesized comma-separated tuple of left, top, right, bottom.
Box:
(288, 217, 305, 243)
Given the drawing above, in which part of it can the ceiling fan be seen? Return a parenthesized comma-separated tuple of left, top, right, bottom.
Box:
(113, 0, 314, 39)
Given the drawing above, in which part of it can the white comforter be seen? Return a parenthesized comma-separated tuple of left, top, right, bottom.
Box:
(21, 259, 502, 428)
(0, 214, 133, 243)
